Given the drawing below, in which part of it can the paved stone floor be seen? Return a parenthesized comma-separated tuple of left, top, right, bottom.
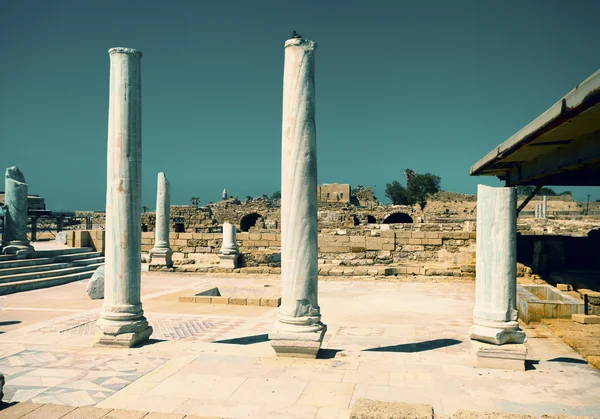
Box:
(1, 271, 599, 419)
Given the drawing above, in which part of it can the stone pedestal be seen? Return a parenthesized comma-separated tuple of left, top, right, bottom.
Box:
(472, 340, 527, 371)
(219, 222, 239, 268)
(95, 47, 152, 348)
(2, 167, 34, 258)
(149, 172, 173, 268)
(269, 37, 326, 358)
(469, 185, 525, 359)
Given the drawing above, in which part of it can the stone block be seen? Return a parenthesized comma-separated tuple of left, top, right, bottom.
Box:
(425, 232, 439, 239)
(255, 240, 269, 246)
(381, 230, 395, 238)
(174, 239, 187, 246)
(86, 265, 105, 300)
(261, 297, 281, 307)
(268, 241, 281, 247)
(412, 231, 426, 238)
(55, 231, 69, 245)
(350, 236, 366, 243)
(424, 238, 443, 245)
(408, 238, 423, 245)
(351, 247, 366, 253)
(249, 233, 261, 240)
(572, 314, 600, 324)
(557, 283, 573, 291)
(229, 297, 247, 305)
(212, 296, 230, 304)
(382, 243, 395, 251)
(142, 232, 154, 239)
(179, 233, 193, 239)
(471, 340, 527, 371)
(350, 398, 433, 419)
(247, 298, 261, 306)
(179, 296, 195, 303)
(195, 296, 212, 303)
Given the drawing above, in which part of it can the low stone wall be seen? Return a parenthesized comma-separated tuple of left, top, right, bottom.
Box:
(141, 223, 477, 274)
(65, 230, 105, 253)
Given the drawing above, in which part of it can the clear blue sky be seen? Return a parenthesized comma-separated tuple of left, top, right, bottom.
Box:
(1, 0, 598, 211)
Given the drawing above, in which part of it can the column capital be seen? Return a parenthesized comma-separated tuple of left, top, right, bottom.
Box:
(108, 47, 142, 57)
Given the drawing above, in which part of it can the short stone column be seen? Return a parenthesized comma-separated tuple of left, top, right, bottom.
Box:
(149, 172, 173, 268)
(469, 184, 526, 370)
(95, 47, 152, 347)
(269, 36, 326, 358)
(219, 222, 239, 268)
(534, 203, 540, 219)
(2, 167, 34, 257)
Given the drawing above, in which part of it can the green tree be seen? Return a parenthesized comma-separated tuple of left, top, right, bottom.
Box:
(559, 190, 572, 196)
(271, 191, 281, 200)
(516, 185, 534, 196)
(406, 173, 441, 211)
(385, 181, 408, 205)
(538, 187, 556, 196)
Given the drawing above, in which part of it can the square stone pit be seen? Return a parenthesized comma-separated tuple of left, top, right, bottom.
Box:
(517, 284, 584, 324)
(178, 285, 281, 307)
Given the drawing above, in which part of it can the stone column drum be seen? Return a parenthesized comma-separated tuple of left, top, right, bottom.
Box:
(269, 36, 326, 358)
(219, 222, 239, 268)
(149, 172, 173, 268)
(2, 167, 34, 257)
(469, 184, 526, 370)
(95, 47, 152, 347)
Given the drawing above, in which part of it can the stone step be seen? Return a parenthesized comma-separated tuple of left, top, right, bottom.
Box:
(0, 254, 17, 262)
(0, 264, 99, 284)
(71, 257, 105, 266)
(0, 270, 95, 295)
(0, 257, 54, 270)
(32, 247, 95, 258)
(54, 251, 103, 262)
(0, 262, 72, 277)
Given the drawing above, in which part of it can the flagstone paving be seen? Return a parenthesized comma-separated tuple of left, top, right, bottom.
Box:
(1, 273, 599, 419)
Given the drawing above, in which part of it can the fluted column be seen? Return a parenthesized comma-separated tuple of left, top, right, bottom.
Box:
(149, 172, 173, 268)
(95, 47, 152, 347)
(470, 185, 526, 345)
(2, 167, 34, 257)
(269, 36, 326, 358)
(219, 222, 239, 268)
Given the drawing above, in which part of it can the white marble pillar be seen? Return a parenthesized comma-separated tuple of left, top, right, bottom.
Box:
(2, 167, 34, 257)
(149, 172, 173, 268)
(219, 222, 239, 268)
(269, 36, 326, 358)
(542, 196, 548, 219)
(535, 203, 540, 219)
(95, 47, 152, 347)
(222, 189, 228, 200)
(469, 185, 526, 369)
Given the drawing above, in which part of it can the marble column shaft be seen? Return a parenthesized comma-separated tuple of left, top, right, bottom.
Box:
(469, 184, 525, 345)
(96, 47, 152, 347)
(220, 222, 238, 254)
(269, 37, 326, 357)
(542, 196, 548, 219)
(2, 167, 33, 256)
(149, 172, 173, 267)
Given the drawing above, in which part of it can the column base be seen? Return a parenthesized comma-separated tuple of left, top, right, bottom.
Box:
(2, 241, 34, 258)
(269, 321, 327, 358)
(94, 316, 153, 348)
(218, 253, 240, 269)
(471, 340, 527, 371)
(149, 247, 173, 268)
(469, 319, 526, 345)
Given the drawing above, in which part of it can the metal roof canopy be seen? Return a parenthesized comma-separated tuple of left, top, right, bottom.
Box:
(471, 69, 600, 186)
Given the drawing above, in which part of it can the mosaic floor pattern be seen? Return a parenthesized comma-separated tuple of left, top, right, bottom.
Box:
(0, 350, 169, 406)
(33, 312, 249, 342)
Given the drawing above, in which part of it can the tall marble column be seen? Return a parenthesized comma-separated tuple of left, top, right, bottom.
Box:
(95, 47, 152, 347)
(535, 203, 540, 219)
(542, 196, 548, 219)
(469, 185, 526, 369)
(219, 222, 239, 268)
(269, 36, 326, 358)
(2, 167, 34, 257)
(149, 172, 173, 268)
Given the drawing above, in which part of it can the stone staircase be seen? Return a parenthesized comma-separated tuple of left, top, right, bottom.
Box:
(0, 247, 104, 295)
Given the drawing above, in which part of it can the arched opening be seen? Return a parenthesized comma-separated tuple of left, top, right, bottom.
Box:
(383, 212, 413, 224)
(352, 215, 360, 226)
(240, 213, 262, 232)
(366, 215, 376, 224)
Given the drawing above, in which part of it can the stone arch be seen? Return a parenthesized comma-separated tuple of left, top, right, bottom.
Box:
(383, 212, 413, 224)
(240, 212, 262, 232)
(366, 215, 376, 224)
